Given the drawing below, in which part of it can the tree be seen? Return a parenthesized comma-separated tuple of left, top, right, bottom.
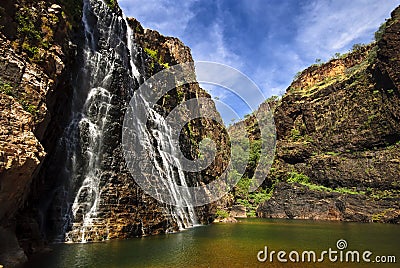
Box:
(351, 43, 365, 52)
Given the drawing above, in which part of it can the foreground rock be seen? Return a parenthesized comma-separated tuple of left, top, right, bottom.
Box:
(214, 217, 238, 223)
(0, 0, 78, 265)
(257, 182, 400, 223)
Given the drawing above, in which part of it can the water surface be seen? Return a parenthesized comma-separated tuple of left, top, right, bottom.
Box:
(25, 219, 399, 267)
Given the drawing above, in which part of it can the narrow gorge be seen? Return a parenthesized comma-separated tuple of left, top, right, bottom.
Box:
(0, 0, 399, 267)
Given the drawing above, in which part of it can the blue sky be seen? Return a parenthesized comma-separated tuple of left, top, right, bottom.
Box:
(119, 0, 400, 124)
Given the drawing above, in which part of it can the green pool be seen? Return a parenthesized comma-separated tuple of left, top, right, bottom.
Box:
(24, 218, 399, 267)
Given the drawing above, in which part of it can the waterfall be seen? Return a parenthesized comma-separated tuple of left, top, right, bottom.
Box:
(129, 94, 198, 230)
(61, 0, 197, 243)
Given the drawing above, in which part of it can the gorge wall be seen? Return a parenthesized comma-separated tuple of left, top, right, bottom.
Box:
(0, 0, 81, 265)
(1, 0, 399, 266)
(219, 6, 400, 224)
(255, 6, 400, 223)
(0, 0, 226, 266)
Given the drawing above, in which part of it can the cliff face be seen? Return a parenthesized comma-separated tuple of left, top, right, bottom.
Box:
(0, 0, 80, 265)
(128, 18, 230, 189)
(256, 6, 400, 223)
(0, 0, 224, 266)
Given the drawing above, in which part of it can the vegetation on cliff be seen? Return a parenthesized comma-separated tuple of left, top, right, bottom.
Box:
(223, 7, 400, 223)
(0, 0, 82, 266)
(0, 0, 399, 267)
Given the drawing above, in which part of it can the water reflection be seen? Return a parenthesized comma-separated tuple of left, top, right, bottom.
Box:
(25, 219, 399, 268)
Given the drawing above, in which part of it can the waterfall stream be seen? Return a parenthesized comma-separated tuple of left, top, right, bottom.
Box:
(62, 0, 197, 243)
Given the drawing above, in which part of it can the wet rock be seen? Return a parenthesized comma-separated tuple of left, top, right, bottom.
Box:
(214, 217, 238, 223)
(0, 227, 27, 267)
(230, 205, 247, 218)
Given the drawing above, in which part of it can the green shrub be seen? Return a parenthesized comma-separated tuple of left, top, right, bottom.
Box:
(375, 22, 387, 41)
(326, 151, 340, 156)
(290, 128, 301, 141)
(144, 47, 158, 60)
(16, 8, 41, 41)
(22, 42, 41, 61)
(287, 172, 310, 184)
(235, 177, 251, 198)
(331, 52, 342, 60)
(215, 209, 229, 219)
(293, 71, 302, 81)
(104, 0, 116, 9)
(15, 7, 45, 62)
(235, 182, 275, 218)
(250, 189, 272, 205)
(0, 79, 14, 96)
(177, 89, 184, 102)
(144, 47, 170, 69)
(351, 43, 366, 52)
(20, 99, 38, 115)
(62, 0, 83, 29)
(266, 95, 279, 102)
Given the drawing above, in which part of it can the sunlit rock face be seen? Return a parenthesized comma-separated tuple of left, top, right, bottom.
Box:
(0, 0, 227, 264)
(256, 6, 400, 223)
(27, 0, 225, 244)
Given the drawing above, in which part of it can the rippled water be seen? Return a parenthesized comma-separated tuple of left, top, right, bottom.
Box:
(24, 219, 399, 267)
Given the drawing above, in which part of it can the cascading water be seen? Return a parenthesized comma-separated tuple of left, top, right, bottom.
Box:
(129, 94, 198, 230)
(61, 0, 197, 242)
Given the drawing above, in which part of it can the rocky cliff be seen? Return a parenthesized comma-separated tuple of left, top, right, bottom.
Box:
(0, 0, 225, 266)
(256, 6, 400, 223)
(0, 0, 80, 265)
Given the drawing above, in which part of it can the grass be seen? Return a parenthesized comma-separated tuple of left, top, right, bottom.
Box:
(287, 172, 364, 195)
(287, 172, 310, 184)
(325, 151, 340, 156)
(335, 187, 365, 195)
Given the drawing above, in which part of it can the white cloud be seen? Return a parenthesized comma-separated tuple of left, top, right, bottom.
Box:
(296, 0, 400, 60)
(190, 21, 242, 69)
(118, 0, 198, 37)
(117, 0, 400, 123)
(189, 20, 244, 113)
(251, 42, 306, 97)
(120, 0, 241, 68)
(118, 0, 243, 121)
